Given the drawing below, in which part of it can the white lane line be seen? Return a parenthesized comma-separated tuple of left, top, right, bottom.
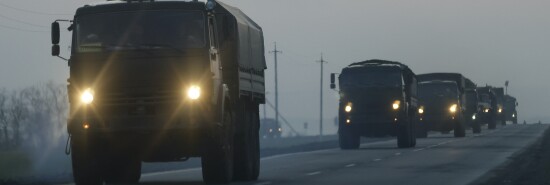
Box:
(413, 148, 424, 152)
(345, 163, 356, 167)
(373, 158, 382, 162)
(254, 181, 273, 185)
(306, 171, 322, 176)
(394, 152, 402, 156)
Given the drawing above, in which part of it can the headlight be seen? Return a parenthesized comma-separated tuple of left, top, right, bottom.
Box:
(484, 109, 489, 113)
(449, 104, 457, 113)
(472, 114, 476, 120)
(392, 100, 400, 110)
(418, 107, 424, 114)
(512, 114, 516, 118)
(498, 108, 502, 113)
(80, 88, 94, 104)
(187, 85, 201, 100)
(344, 102, 352, 113)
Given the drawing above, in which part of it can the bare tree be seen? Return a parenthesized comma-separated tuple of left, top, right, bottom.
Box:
(9, 90, 27, 148)
(0, 89, 8, 149)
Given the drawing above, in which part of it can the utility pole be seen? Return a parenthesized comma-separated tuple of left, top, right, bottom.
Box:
(269, 42, 282, 128)
(505, 80, 509, 95)
(316, 53, 327, 141)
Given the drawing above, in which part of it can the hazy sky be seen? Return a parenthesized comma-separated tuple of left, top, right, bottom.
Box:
(0, 0, 549, 135)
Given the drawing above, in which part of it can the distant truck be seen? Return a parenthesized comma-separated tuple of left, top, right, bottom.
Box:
(260, 118, 282, 138)
(492, 87, 506, 125)
(51, 1, 265, 184)
(331, 59, 418, 149)
(477, 86, 498, 129)
(416, 73, 473, 138)
(504, 95, 518, 124)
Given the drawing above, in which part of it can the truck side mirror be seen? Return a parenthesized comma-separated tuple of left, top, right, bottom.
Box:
(52, 45, 60, 56)
(330, 73, 336, 89)
(52, 22, 60, 45)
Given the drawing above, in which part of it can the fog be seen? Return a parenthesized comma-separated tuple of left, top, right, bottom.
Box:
(0, 0, 549, 138)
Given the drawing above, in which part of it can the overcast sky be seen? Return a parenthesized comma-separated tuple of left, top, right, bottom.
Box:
(0, 0, 549, 135)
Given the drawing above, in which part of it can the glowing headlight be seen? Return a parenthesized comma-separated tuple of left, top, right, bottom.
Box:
(472, 114, 476, 120)
(187, 85, 201, 100)
(449, 104, 458, 113)
(498, 108, 502, 113)
(512, 114, 516, 118)
(484, 109, 490, 113)
(344, 102, 352, 113)
(278, 128, 282, 132)
(418, 107, 424, 114)
(392, 100, 400, 110)
(80, 88, 94, 104)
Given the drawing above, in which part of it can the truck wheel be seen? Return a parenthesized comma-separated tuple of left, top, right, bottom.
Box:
(102, 157, 141, 184)
(339, 125, 359, 149)
(202, 109, 234, 184)
(71, 136, 102, 185)
(397, 120, 413, 148)
(454, 119, 466, 137)
(233, 103, 260, 181)
(472, 121, 481, 134)
(416, 121, 428, 138)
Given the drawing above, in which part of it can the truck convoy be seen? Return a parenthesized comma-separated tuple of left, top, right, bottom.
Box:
(416, 73, 474, 138)
(331, 60, 418, 149)
(51, 0, 266, 184)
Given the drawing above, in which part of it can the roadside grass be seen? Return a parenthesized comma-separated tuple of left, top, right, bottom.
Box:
(0, 150, 31, 180)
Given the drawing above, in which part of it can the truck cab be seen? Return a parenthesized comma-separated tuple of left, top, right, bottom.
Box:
(477, 86, 498, 129)
(504, 95, 518, 124)
(331, 59, 418, 149)
(417, 80, 465, 137)
(51, 1, 265, 184)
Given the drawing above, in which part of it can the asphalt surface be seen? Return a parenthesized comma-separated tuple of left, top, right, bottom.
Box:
(139, 124, 548, 185)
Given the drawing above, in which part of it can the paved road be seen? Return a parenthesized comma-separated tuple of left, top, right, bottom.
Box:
(138, 124, 548, 185)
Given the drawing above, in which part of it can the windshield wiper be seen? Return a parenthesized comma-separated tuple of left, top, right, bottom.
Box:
(137, 44, 185, 53)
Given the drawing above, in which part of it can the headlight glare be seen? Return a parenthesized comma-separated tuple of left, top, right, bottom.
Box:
(187, 85, 201, 100)
(392, 100, 400, 110)
(418, 107, 424, 114)
(449, 104, 457, 113)
(344, 102, 352, 113)
(80, 88, 94, 104)
(472, 114, 476, 120)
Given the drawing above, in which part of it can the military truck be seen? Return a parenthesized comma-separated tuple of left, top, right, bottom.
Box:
(416, 73, 469, 138)
(260, 118, 282, 138)
(51, 1, 265, 184)
(504, 95, 518, 124)
(330, 59, 418, 149)
(464, 78, 481, 133)
(493, 87, 506, 125)
(477, 86, 498, 129)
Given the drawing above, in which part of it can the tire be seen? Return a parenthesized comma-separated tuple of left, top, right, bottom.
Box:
(454, 119, 466, 137)
(472, 120, 481, 134)
(397, 119, 413, 148)
(233, 102, 260, 181)
(202, 109, 235, 184)
(71, 136, 102, 185)
(339, 125, 360, 150)
(416, 122, 428, 138)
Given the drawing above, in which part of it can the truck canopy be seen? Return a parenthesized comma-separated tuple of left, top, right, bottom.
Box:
(346, 59, 415, 75)
(418, 73, 467, 93)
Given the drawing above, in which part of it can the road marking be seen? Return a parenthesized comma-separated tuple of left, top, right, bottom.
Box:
(141, 167, 201, 177)
(373, 158, 382, 162)
(413, 148, 424, 152)
(345, 163, 356, 167)
(254, 181, 273, 185)
(394, 152, 401, 156)
(306, 171, 322, 176)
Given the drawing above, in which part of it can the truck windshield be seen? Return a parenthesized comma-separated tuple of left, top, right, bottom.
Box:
(418, 83, 458, 99)
(340, 68, 403, 87)
(75, 11, 206, 53)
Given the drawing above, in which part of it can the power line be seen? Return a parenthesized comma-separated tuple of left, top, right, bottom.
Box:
(0, 2, 71, 16)
(0, 24, 47, 33)
(0, 13, 48, 28)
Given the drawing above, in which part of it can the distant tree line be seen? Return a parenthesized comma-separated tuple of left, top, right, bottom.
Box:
(0, 82, 67, 150)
